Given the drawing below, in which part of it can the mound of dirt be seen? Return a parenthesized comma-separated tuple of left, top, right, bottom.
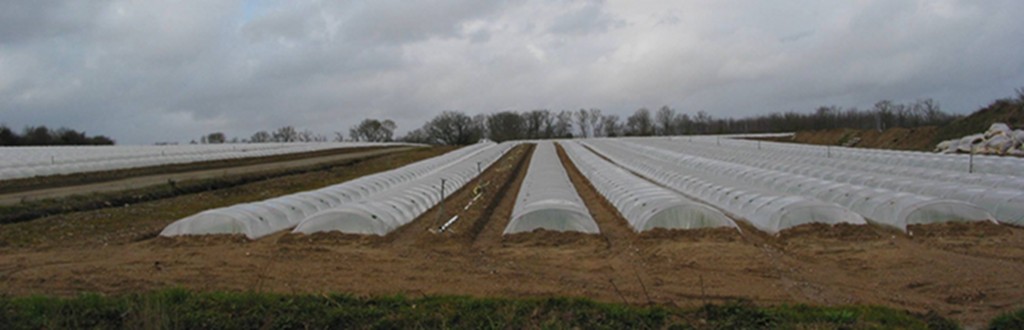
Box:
(638, 227, 741, 242)
(278, 232, 385, 246)
(787, 127, 938, 151)
(907, 221, 1011, 238)
(501, 229, 607, 248)
(150, 234, 251, 247)
(777, 223, 886, 241)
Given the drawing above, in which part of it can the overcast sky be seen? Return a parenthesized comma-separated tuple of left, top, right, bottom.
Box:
(1, 0, 1022, 144)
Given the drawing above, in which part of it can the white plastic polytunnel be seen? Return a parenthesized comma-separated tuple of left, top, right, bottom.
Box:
(0, 142, 417, 181)
(616, 138, 996, 231)
(503, 142, 600, 234)
(560, 141, 736, 232)
(655, 137, 1021, 226)
(292, 142, 517, 235)
(161, 203, 292, 239)
(161, 141, 500, 239)
(582, 139, 867, 234)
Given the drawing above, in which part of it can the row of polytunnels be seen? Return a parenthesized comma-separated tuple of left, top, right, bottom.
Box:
(162, 136, 1022, 240)
(0, 142, 414, 180)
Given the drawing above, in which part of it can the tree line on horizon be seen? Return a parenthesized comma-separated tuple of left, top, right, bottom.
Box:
(0, 125, 114, 146)
(397, 98, 961, 145)
(0, 98, 965, 147)
(188, 98, 962, 146)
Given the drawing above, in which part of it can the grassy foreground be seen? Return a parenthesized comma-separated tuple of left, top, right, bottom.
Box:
(0, 289, 961, 329)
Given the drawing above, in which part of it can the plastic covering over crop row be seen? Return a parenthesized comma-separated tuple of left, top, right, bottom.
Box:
(161, 142, 500, 238)
(582, 140, 866, 234)
(503, 142, 599, 234)
(613, 138, 995, 230)
(560, 141, 736, 232)
(0, 142, 416, 180)
(732, 135, 1024, 177)
(653, 137, 1024, 225)
(294, 142, 517, 235)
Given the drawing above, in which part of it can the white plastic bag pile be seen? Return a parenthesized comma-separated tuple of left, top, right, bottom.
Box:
(935, 123, 1024, 155)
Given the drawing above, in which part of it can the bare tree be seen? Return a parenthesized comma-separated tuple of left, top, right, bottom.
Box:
(250, 131, 272, 143)
(201, 132, 226, 144)
(673, 113, 692, 135)
(588, 108, 603, 137)
(273, 126, 298, 142)
(602, 115, 621, 137)
(553, 110, 574, 138)
(487, 111, 525, 142)
(424, 111, 483, 145)
(521, 110, 550, 139)
(349, 118, 397, 142)
(575, 109, 590, 138)
(398, 128, 432, 144)
(626, 108, 654, 136)
(655, 106, 676, 136)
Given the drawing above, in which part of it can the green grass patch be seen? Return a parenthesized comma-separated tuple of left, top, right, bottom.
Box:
(0, 289, 958, 329)
(990, 308, 1024, 330)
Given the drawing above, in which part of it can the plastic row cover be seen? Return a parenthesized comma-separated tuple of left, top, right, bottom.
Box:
(503, 142, 599, 234)
(727, 138, 1024, 190)
(0, 143, 379, 168)
(561, 141, 736, 232)
(718, 135, 1024, 177)
(161, 142, 496, 239)
(627, 139, 994, 230)
(650, 138, 1024, 225)
(293, 142, 518, 235)
(0, 142, 417, 180)
(583, 140, 865, 234)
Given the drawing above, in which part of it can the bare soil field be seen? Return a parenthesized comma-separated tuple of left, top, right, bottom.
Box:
(1, 143, 1023, 328)
(761, 126, 940, 151)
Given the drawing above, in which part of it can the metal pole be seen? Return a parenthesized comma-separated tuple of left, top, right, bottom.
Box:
(477, 162, 482, 176)
(827, 146, 831, 158)
(436, 179, 446, 226)
(757, 140, 761, 150)
(969, 147, 974, 174)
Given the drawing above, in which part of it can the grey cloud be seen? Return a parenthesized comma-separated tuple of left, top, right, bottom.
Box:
(0, 1, 102, 45)
(548, 2, 624, 35)
(1, 0, 1023, 144)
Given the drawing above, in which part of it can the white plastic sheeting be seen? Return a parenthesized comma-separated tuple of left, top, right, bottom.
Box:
(503, 142, 600, 234)
(654, 137, 1024, 225)
(620, 139, 994, 230)
(584, 139, 867, 234)
(561, 141, 736, 232)
(161, 142, 498, 238)
(292, 142, 517, 235)
(935, 123, 1024, 156)
(759, 136, 1024, 177)
(0, 142, 417, 181)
